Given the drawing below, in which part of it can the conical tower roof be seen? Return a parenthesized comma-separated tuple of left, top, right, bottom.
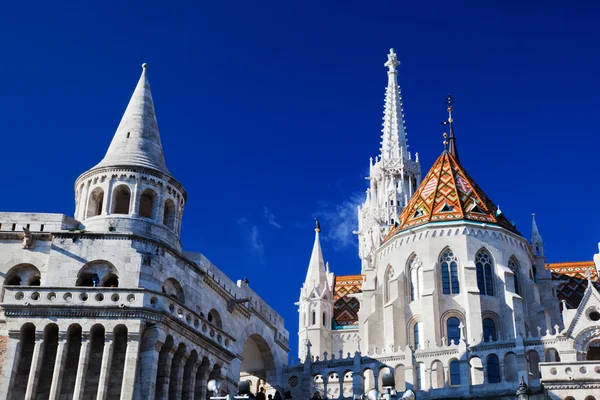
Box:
(304, 227, 327, 289)
(388, 151, 519, 236)
(93, 63, 171, 175)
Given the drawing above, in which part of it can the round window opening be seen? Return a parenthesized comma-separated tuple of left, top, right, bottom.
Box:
(590, 311, 600, 321)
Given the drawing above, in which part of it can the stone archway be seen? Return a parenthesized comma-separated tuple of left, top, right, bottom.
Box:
(240, 333, 277, 398)
(587, 339, 600, 360)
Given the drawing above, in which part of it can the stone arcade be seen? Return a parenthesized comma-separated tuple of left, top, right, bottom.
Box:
(0, 64, 289, 399)
(284, 50, 600, 399)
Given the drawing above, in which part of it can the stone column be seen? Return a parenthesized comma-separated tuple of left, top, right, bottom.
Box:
(156, 190, 166, 224)
(103, 177, 114, 215)
(194, 360, 209, 400)
(96, 333, 114, 400)
(482, 361, 488, 384)
(338, 371, 344, 399)
(183, 361, 200, 400)
(24, 332, 45, 400)
(443, 365, 450, 388)
(79, 181, 91, 220)
(72, 333, 92, 400)
(0, 333, 23, 398)
(140, 339, 164, 400)
(48, 333, 69, 400)
(322, 377, 328, 399)
(157, 347, 176, 400)
(498, 360, 505, 382)
(119, 332, 141, 400)
(130, 178, 140, 216)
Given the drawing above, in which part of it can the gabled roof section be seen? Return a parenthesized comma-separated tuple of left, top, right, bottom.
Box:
(387, 151, 519, 237)
(333, 275, 363, 328)
(549, 261, 600, 309)
(93, 64, 171, 176)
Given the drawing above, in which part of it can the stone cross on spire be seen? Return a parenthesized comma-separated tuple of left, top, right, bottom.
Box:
(380, 48, 407, 163)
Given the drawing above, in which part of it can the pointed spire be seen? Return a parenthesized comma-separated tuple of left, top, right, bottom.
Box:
(93, 63, 171, 175)
(380, 49, 408, 163)
(442, 94, 459, 162)
(304, 219, 327, 289)
(531, 213, 543, 244)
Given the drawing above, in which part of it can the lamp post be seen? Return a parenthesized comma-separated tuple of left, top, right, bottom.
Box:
(515, 377, 531, 400)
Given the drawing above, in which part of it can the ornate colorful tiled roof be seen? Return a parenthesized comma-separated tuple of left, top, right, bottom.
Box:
(548, 261, 600, 309)
(333, 275, 363, 328)
(386, 151, 519, 239)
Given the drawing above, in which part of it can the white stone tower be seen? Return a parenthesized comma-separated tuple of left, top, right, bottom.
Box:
(297, 220, 334, 361)
(356, 49, 421, 271)
(73, 64, 186, 251)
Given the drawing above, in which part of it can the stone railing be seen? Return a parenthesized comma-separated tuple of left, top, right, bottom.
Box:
(2, 286, 235, 351)
(540, 361, 600, 383)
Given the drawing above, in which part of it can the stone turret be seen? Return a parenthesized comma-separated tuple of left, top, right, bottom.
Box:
(73, 64, 186, 251)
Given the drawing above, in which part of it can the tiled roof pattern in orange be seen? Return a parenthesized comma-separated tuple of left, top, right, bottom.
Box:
(385, 152, 519, 241)
(549, 261, 599, 309)
(333, 275, 363, 327)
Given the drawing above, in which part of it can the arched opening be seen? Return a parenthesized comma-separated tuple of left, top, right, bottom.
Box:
(487, 354, 501, 383)
(449, 359, 461, 386)
(60, 324, 82, 397)
(240, 334, 277, 398)
(207, 309, 223, 329)
(162, 278, 185, 303)
(155, 336, 175, 399)
(446, 317, 461, 344)
(87, 187, 104, 218)
(139, 189, 157, 219)
(12, 323, 36, 398)
(362, 368, 375, 395)
(504, 352, 518, 382)
(169, 343, 187, 399)
(415, 363, 425, 390)
(35, 323, 59, 398)
(413, 321, 423, 349)
(508, 257, 521, 295)
(475, 248, 495, 296)
(483, 318, 497, 341)
(431, 360, 444, 389)
(163, 198, 176, 229)
(545, 348, 561, 362)
(4, 264, 41, 287)
(526, 350, 541, 379)
(82, 324, 106, 398)
(111, 185, 131, 215)
(587, 339, 600, 360)
(393, 364, 406, 392)
(384, 263, 395, 303)
(408, 256, 423, 302)
(108, 325, 128, 398)
(469, 356, 484, 385)
(182, 350, 198, 399)
(440, 248, 459, 295)
(76, 261, 119, 287)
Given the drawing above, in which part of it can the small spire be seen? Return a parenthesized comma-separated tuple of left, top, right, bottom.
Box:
(305, 220, 327, 289)
(380, 48, 407, 162)
(441, 94, 460, 162)
(314, 217, 321, 233)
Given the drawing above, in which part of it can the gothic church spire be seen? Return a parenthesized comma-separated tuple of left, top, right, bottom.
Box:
(304, 219, 327, 290)
(93, 63, 171, 176)
(380, 49, 408, 163)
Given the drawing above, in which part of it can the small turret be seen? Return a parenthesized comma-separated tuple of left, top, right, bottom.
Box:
(531, 213, 544, 257)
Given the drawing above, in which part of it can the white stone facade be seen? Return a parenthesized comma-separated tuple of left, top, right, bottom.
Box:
(289, 50, 600, 399)
(0, 64, 289, 399)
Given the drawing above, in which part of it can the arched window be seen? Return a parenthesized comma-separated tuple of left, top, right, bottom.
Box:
(449, 360, 461, 385)
(312, 311, 316, 326)
(163, 198, 176, 229)
(86, 187, 104, 218)
(508, 257, 520, 295)
(487, 354, 501, 383)
(207, 309, 223, 329)
(139, 189, 157, 219)
(440, 249, 459, 295)
(76, 261, 119, 287)
(475, 249, 494, 296)
(408, 257, 423, 301)
(483, 318, 497, 341)
(413, 322, 423, 349)
(111, 185, 131, 215)
(384, 264, 395, 303)
(416, 363, 424, 390)
(162, 278, 185, 303)
(322, 312, 327, 327)
(4, 264, 41, 287)
(447, 317, 461, 344)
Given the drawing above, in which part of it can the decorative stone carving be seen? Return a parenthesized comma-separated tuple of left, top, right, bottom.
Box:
(22, 227, 34, 249)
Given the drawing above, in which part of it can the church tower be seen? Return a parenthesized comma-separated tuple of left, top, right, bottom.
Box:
(356, 49, 421, 271)
(73, 64, 186, 251)
(297, 220, 334, 361)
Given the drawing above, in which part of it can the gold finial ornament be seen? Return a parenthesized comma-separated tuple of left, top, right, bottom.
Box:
(314, 218, 321, 233)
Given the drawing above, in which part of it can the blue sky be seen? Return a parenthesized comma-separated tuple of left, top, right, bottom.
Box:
(1, 1, 599, 356)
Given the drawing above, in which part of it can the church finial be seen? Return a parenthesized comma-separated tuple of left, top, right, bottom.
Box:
(314, 218, 321, 233)
(441, 94, 459, 162)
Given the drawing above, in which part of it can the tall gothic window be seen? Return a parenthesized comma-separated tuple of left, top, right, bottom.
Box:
(449, 360, 461, 385)
(475, 249, 495, 296)
(508, 257, 521, 295)
(312, 311, 316, 326)
(447, 317, 461, 344)
(413, 322, 423, 349)
(440, 249, 459, 295)
(487, 354, 501, 383)
(409, 256, 423, 302)
(483, 318, 497, 341)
